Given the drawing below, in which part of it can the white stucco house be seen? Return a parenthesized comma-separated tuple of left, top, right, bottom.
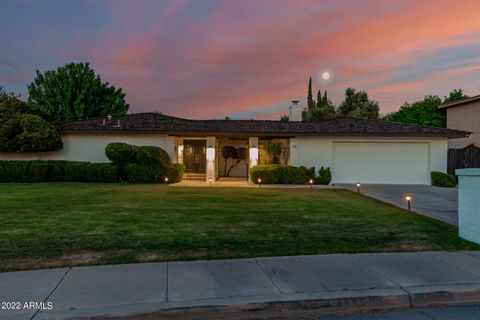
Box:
(0, 103, 468, 184)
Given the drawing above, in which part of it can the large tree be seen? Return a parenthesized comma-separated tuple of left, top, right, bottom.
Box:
(443, 88, 468, 104)
(28, 62, 129, 122)
(385, 89, 468, 128)
(0, 92, 62, 152)
(337, 88, 379, 119)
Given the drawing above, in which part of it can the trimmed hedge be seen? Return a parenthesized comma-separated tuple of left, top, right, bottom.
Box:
(0, 160, 118, 183)
(125, 163, 186, 184)
(125, 164, 157, 183)
(85, 163, 118, 182)
(136, 146, 172, 168)
(431, 171, 457, 188)
(105, 142, 137, 167)
(105, 142, 182, 184)
(250, 165, 331, 185)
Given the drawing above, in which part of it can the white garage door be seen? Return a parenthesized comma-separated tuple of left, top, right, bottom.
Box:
(333, 142, 429, 184)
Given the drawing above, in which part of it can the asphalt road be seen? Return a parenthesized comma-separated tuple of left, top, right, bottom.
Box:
(316, 304, 480, 320)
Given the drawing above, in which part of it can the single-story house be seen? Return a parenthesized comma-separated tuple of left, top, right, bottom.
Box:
(0, 103, 468, 184)
(438, 95, 480, 174)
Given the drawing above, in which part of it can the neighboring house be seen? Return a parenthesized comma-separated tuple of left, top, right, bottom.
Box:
(439, 95, 480, 174)
(0, 103, 467, 184)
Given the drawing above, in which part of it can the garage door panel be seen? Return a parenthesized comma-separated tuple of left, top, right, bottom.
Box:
(333, 142, 429, 184)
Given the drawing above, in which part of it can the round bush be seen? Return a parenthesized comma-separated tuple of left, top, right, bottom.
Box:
(135, 146, 171, 168)
(431, 171, 456, 188)
(105, 143, 137, 167)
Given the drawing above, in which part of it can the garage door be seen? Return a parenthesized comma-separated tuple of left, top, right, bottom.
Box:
(333, 142, 429, 184)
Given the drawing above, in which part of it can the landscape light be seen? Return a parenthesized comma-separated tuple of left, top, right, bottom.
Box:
(209, 178, 212, 187)
(309, 179, 314, 189)
(164, 177, 169, 183)
(258, 178, 262, 187)
(405, 195, 412, 211)
(356, 182, 361, 193)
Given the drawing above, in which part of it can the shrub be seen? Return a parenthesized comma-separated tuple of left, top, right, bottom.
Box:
(126, 163, 157, 183)
(163, 163, 185, 183)
(262, 141, 283, 164)
(0, 161, 31, 182)
(281, 166, 306, 184)
(49, 161, 66, 181)
(250, 164, 283, 184)
(431, 171, 456, 188)
(317, 167, 332, 185)
(136, 146, 172, 168)
(250, 164, 317, 184)
(0, 114, 63, 152)
(0, 160, 104, 182)
(172, 163, 185, 182)
(63, 161, 89, 181)
(85, 163, 118, 182)
(105, 142, 138, 167)
(28, 160, 52, 182)
(0, 97, 63, 152)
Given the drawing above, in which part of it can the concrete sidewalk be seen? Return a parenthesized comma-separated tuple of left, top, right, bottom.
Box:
(2, 251, 480, 320)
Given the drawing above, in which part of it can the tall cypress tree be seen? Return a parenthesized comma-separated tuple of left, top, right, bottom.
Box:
(316, 89, 322, 108)
(307, 76, 314, 110)
(323, 90, 328, 107)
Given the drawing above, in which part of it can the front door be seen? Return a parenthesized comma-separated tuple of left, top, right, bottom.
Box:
(183, 140, 207, 173)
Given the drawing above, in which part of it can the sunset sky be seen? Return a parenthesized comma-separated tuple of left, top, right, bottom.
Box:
(2, 0, 480, 119)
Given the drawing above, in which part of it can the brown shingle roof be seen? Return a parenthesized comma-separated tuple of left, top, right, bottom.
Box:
(57, 113, 468, 138)
(438, 95, 480, 109)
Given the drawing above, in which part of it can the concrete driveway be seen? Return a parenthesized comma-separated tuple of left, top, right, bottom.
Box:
(338, 184, 458, 225)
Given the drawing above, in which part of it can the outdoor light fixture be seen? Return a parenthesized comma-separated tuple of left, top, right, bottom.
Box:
(309, 179, 314, 189)
(405, 195, 412, 211)
(258, 178, 262, 187)
(164, 177, 169, 183)
(356, 182, 361, 193)
(209, 178, 212, 187)
(249, 146, 259, 167)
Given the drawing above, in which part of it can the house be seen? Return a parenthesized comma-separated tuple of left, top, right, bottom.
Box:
(438, 95, 480, 174)
(0, 103, 466, 184)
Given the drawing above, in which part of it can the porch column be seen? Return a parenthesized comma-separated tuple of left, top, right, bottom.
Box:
(248, 137, 259, 182)
(206, 136, 216, 183)
(176, 138, 184, 164)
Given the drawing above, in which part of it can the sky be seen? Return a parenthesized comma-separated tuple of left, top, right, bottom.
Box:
(1, 0, 480, 120)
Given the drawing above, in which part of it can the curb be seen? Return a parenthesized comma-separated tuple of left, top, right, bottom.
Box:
(32, 284, 480, 320)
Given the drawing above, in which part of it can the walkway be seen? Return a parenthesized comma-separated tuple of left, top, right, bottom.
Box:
(2, 251, 480, 319)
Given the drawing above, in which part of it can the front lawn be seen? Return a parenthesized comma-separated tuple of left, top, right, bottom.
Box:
(0, 183, 477, 271)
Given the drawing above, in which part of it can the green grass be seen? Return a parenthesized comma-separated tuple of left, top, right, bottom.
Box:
(0, 183, 477, 271)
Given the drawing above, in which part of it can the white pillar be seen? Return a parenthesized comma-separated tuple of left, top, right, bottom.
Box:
(177, 138, 184, 165)
(456, 168, 480, 244)
(206, 136, 216, 183)
(248, 137, 259, 183)
(248, 137, 259, 168)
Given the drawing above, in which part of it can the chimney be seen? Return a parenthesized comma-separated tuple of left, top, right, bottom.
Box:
(288, 100, 305, 121)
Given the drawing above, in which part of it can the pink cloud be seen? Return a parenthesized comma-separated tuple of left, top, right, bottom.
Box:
(3, 0, 480, 119)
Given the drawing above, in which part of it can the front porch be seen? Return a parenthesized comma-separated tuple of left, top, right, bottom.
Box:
(173, 136, 289, 183)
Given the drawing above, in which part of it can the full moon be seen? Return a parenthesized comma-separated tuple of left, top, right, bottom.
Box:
(322, 72, 331, 80)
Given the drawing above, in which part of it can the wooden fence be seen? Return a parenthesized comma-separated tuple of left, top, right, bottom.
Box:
(448, 145, 480, 175)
